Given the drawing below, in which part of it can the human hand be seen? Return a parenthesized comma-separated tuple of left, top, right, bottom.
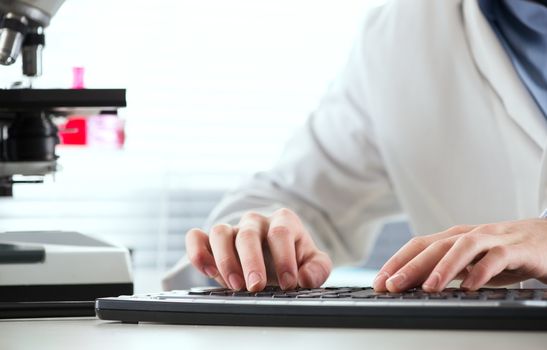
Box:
(373, 219, 547, 292)
(185, 208, 332, 292)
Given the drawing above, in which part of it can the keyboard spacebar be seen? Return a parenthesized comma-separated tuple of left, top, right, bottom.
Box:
(348, 290, 377, 298)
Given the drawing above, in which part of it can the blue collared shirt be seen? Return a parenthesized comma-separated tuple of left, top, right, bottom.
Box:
(479, 0, 547, 120)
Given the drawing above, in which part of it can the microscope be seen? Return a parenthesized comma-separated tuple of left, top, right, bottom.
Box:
(0, 0, 126, 196)
(0, 0, 133, 317)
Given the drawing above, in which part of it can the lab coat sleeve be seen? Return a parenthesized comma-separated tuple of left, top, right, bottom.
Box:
(205, 9, 402, 266)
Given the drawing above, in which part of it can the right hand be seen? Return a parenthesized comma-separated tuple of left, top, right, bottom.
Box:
(185, 208, 332, 292)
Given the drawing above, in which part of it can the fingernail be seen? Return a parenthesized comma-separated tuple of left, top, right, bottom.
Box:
(423, 272, 440, 291)
(280, 272, 294, 290)
(373, 272, 390, 289)
(386, 273, 406, 290)
(228, 273, 244, 290)
(204, 266, 219, 278)
(247, 271, 263, 290)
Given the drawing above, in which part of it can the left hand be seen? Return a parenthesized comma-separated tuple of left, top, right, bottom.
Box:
(373, 219, 547, 292)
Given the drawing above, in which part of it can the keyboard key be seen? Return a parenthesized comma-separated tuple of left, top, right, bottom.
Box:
(348, 290, 376, 299)
(210, 291, 231, 296)
(297, 293, 322, 298)
(272, 294, 293, 298)
(486, 293, 506, 300)
(376, 294, 402, 299)
(428, 293, 448, 300)
(321, 294, 342, 299)
(402, 294, 421, 300)
(461, 294, 480, 300)
(188, 291, 210, 295)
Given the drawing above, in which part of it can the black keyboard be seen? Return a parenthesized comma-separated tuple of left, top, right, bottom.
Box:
(96, 286, 547, 330)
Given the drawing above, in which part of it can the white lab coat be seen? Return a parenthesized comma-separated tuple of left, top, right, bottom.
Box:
(163, 0, 547, 289)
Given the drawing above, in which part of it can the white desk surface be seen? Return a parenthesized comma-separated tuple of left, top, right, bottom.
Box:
(2, 317, 547, 350)
(2, 268, 547, 350)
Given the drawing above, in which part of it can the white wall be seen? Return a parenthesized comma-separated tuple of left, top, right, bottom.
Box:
(0, 0, 377, 269)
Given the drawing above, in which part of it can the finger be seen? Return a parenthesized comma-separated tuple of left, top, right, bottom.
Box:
(297, 250, 332, 288)
(235, 212, 269, 292)
(383, 237, 456, 292)
(185, 228, 220, 278)
(209, 223, 245, 290)
(374, 225, 475, 291)
(475, 271, 524, 287)
(267, 209, 300, 290)
(212, 276, 228, 288)
(460, 245, 524, 291)
(423, 231, 503, 292)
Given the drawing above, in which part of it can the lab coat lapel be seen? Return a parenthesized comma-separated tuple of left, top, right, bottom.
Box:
(462, 0, 547, 149)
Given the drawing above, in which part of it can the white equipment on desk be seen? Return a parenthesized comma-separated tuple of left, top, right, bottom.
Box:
(0, 230, 133, 302)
